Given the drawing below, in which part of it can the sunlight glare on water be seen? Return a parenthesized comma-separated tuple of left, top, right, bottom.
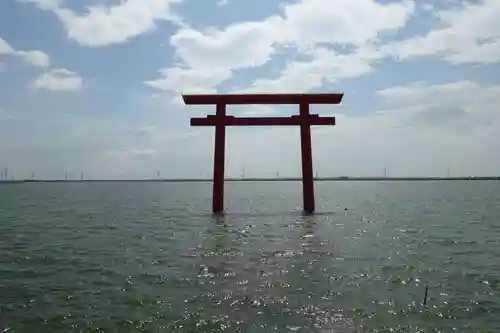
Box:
(1, 180, 499, 332)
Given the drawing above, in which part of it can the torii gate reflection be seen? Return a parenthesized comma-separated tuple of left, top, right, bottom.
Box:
(182, 93, 344, 214)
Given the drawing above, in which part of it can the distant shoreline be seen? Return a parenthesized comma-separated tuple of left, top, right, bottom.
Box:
(1, 176, 499, 184)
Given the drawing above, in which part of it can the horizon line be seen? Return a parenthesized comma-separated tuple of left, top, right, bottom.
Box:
(1, 176, 499, 183)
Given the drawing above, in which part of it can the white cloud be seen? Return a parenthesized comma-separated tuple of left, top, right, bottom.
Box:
(0, 37, 83, 92)
(386, 0, 500, 64)
(0, 37, 50, 68)
(147, 0, 500, 96)
(31, 68, 83, 91)
(21, 0, 183, 47)
(147, 17, 283, 93)
(239, 0, 500, 93)
(224, 80, 500, 177)
(0, 37, 83, 90)
(134, 80, 500, 178)
(243, 46, 378, 93)
(375, 80, 500, 133)
(378, 80, 499, 108)
(216, 0, 228, 7)
(170, 18, 282, 71)
(146, 0, 415, 95)
(0, 38, 14, 54)
(144, 66, 231, 94)
(240, 105, 276, 116)
(218, 79, 499, 177)
(6, 0, 500, 179)
(15, 50, 50, 68)
(278, 0, 415, 48)
(421, 3, 434, 12)
(378, 80, 499, 111)
(5, 78, 498, 178)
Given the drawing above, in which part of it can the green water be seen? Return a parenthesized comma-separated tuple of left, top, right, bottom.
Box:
(1, 181, 499, 332)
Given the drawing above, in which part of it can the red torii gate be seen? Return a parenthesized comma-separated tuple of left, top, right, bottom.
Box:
(182, 93, 344, 214)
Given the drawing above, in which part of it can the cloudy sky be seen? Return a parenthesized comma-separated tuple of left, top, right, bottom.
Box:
(1, 0, 499, 180)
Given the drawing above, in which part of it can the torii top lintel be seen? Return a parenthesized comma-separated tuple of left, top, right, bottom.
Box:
(182, 92, 344, 105)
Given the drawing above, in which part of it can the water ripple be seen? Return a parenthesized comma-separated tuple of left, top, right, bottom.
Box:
(1, 181, 499, 332)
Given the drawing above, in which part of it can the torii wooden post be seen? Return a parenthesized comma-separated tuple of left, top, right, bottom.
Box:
(182, 93, 344, 214)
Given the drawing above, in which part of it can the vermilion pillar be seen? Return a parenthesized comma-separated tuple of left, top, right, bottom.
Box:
(299, 102, 315, 213)
(212, 103, 226, 213)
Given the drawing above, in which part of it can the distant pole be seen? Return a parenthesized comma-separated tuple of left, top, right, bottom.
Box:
(157, 170, 160, 179)
(65, 172, 68, 181)
(384, 167, 387, 178)
(80, 171, 84, 181)
(0, 169, 3, 181)
(31, 171, 35, 180)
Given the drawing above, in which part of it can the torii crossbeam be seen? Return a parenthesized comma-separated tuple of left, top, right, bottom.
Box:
(182, 93, 344, 214)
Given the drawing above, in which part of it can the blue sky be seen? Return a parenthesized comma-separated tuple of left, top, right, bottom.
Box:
(1, 0, 499, 179)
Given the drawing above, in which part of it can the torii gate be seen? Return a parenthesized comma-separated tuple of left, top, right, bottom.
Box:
(182, 93, 344, 214)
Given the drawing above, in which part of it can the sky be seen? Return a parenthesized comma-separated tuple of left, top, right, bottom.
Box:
(0, 0, 499, 180)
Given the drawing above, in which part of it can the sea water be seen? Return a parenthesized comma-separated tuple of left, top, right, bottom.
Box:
(1, 181, 499, 332)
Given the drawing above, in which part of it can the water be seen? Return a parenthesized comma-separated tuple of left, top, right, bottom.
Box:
(1, 181, 500, 332)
